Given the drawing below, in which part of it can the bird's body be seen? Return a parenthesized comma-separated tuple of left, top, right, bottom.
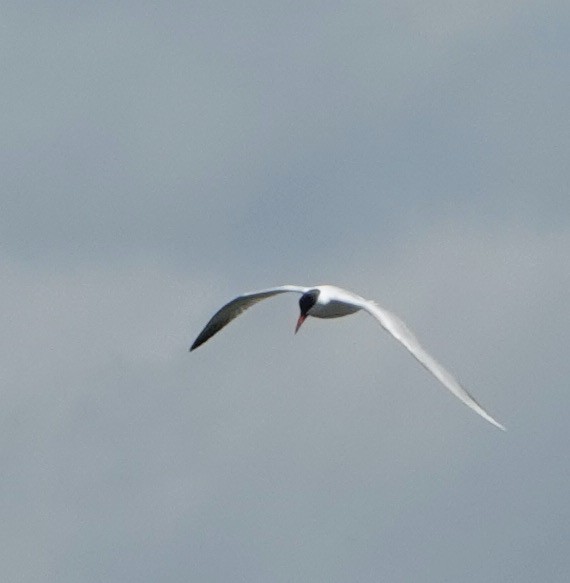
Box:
(190, 284, 505, 431)
(305, 285, 363, 318)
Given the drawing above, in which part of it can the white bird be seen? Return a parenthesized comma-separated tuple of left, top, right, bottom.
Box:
(190, 284, 505, 430)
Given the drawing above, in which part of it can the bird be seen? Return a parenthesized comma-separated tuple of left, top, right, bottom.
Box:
(190, 284, 505, 430)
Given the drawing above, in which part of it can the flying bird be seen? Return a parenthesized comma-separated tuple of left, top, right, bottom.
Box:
(190, 284, 505, 430)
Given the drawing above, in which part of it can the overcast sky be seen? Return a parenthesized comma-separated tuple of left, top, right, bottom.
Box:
(2, 2, 570, 582)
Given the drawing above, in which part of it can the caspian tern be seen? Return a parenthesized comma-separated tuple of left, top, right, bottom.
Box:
(190, 284, 505, 430)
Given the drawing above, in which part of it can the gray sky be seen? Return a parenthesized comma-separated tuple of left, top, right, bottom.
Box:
(2, 2, 570, 582)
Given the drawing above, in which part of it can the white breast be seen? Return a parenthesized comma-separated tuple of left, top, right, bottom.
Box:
(308, 285, 364, 319)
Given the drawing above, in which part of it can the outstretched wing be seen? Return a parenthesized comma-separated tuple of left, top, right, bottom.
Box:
(360, 300, 505, 430)
(190, 285, 308, 351)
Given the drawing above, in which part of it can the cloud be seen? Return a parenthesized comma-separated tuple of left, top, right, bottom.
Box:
(2, 2, 570, 581)
(2, 216, 568, 581)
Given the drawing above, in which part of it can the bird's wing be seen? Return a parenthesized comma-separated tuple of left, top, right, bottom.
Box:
(359, 299, 505, 430)
(190, 285, 308, 351)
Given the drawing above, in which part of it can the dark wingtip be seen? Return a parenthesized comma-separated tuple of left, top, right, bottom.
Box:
(189, 335, 206, 352)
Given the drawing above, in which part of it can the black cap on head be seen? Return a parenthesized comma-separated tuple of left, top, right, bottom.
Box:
(299, 289, 319, 315)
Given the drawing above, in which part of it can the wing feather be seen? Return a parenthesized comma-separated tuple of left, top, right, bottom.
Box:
(360, 300, 505, 430)
(190, 285, 307, 351)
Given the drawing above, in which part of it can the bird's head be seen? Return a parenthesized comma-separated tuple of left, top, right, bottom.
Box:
(295, 289, 320, 333)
